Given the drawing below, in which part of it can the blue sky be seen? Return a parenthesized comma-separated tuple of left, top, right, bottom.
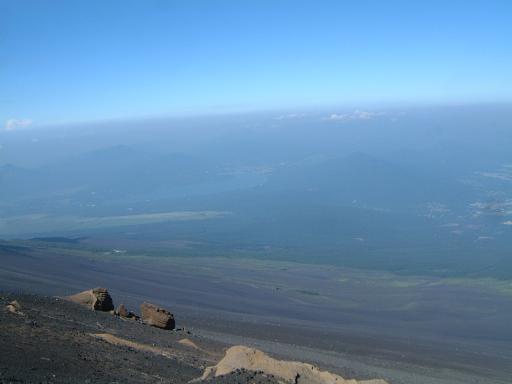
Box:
(1, 0, 511, 128)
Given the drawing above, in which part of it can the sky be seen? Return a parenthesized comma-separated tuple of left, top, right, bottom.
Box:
(1, 0, 512, 129)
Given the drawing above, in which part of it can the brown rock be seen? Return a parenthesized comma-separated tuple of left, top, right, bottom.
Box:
(116, 304, 129, 317)
(5, 300, 24, 316)
(115, 304, 140, 320)
(66, 287, 114, 312)
(140, 302, 175, 330)
(8, 300, 21, 311)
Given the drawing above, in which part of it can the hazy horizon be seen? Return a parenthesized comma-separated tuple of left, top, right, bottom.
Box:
(2, 1, 512, 129)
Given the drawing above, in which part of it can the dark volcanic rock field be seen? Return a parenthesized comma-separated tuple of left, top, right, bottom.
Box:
(0, 293, 278, 384)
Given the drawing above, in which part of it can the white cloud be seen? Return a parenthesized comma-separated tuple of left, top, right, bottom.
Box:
(476, 236, 494, 241)
(4, 118, 33, 131)
(323, 110, 382, 122)
(325, 113, 347, 121)
(503, 221, 512, 226)
(274, 113, 306, 120)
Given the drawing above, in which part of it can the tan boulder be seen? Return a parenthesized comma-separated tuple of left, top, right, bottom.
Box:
(66, 287, 114, 312)
(5, 300, 24, 316)
(140, 302, 175, 330)
(200, 345, 388, 384)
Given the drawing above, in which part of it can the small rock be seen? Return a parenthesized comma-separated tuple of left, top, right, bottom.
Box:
(5, 300, 24, 316)
(116, 304, 140, 320)
(8, 300, 21, 311)
(116, 304, 129, 317)
(24, 320, 38, 327)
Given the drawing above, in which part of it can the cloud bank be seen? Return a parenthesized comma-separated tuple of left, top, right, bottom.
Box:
(323, 110, 383, 122)
(4, 118, 33, 131)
